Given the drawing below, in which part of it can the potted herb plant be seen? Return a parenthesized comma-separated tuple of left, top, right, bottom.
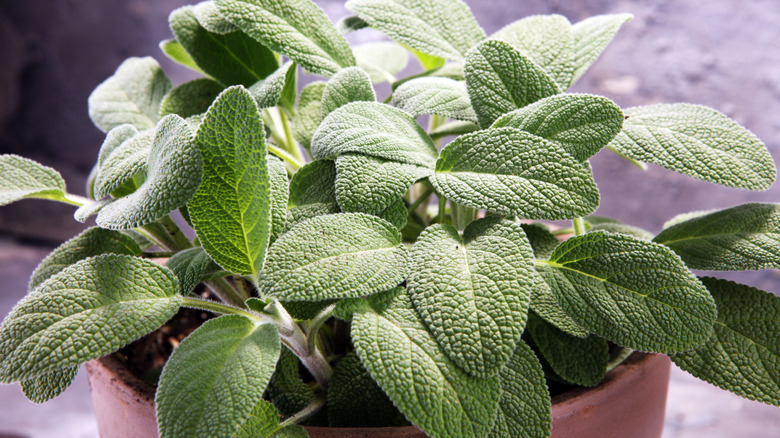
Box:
(1, 0, 778, 437)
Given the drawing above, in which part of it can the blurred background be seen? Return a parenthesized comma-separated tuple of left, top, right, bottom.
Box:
(0, 0, 779, 437)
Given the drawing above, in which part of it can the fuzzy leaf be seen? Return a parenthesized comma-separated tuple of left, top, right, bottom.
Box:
(376, 197, 408, 230)
(263, 213, 409, 301)
(392, 77, 477, 123)
(351, 288, 500, 438)
(20, 366, 79, 404)
(353, 41, 409, 83)
(265, 348, 316, 417)
(530, 275, 587, 338)
(188, 86, 271, 280)
(193, 1, 237, 34)
(521, 223, 559, 260)
(161, 78, 224, 118)
(236, 399, 308, 437)
(215, 0, 355, 76)
(321, 67, 376, 118)
(430, 127, 599, 220)
(543, 231, 717, 353)
(336, 15, 369, 34)
(465, 40, 560, 128)
(159, 39, 205, 74)
(157, 315, 281, 438)
(491, 93, 623, 161)
(672, 277, 780, 406)
(298, 82, 327, 108)
(654, 203, 780, 271)
(0, 155, 67, 207)
(345, 0, 485, 61)
(287, 160, 338, 227)
(88, 57, 172, 132)
(591, 222, 653, 240)
(570, 14, 632, 86)
(268, 156, 289, 243)
(93, 128, 153, 199)
(408, 217, 535, 377)
(610, 104, 776, 190)
(311, 102, 438, 168)
(249, 62, 296, 109)
(97, 115, 201, 230)
(292, 82, 326, 152)
(0, 254, 181, 383)
(166, 247, 227, 295)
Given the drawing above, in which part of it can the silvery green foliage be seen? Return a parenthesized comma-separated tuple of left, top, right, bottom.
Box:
(1, 1, 779, 437)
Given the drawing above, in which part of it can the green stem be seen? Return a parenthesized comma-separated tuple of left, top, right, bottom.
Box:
(181, 296, 259, 321)
(438, 195, 446, 224)
(573, 217, 586, 236)
(267, 143, 304, 170)
(278, 109, 303, 162)
(428, 114, 446, 148)
(279, 393, 327, 428)
(408, 188, 433, 214)
(307, 303, 336, 356)
(59, 193, 90, 207)
(159, 215, 193, 250)
(606, 144, 648, 170)
(139, 222, 180, 251)
(204, 278, 246, 308)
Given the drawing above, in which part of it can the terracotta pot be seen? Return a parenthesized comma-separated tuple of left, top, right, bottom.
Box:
(85, 351, 670, 438)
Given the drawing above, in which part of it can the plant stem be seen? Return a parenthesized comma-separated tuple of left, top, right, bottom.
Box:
(408, 188, 433, 215)
(267, 143, 304, 170)
(139, 222, 181, 251)
(204, 278, 246, 307)
(606, 144, 648, 170)
(278, 109, 303, 162)
(181, 296, 259, 321)
(279, 393, 327, 428)
(573, 217, 586, 236)
(438, 195, 446, 224)
(307, 303, 336, 356)
(158, 215, 193, 250)
(60, 193, 90, 207)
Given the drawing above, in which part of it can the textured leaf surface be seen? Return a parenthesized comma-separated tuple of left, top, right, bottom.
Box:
(0, 255, 181, 382)
(188, 86, 271, 279)
(159, 39, 205, 74)
(216, 0, 354, 76)
(156, 315, 280, 438)
(161, 78, 224, 118)
(392, 77, 477, 123)
(312, 102, 438, 168)
(335, 154, 431, 215)
(235, 399, 308, 437)
(170, 5, 278, 86)
(530, 275, 587, 338)
(488, 340, 551, 438)
(292, 82, 326, 152)
(0, 155, 67, 207)
(88, 57, 171, 132)
(263, 213, 409, 301)
(166, 247, 226, 295)
(353, 41, 408, 83)
(543, 231, 717, 353)
(286, 160, 338, 228)
(351, 288, 500, 438)
(408, 218, 534, 377)
(321, 67, 376, 117)
(672, 277, 780, 406)
(591, 222, 653, 240)
(522, 223, 559, 260)
(376, 197, 408, 230)
(570, 14, 632, 86)
(193, 1, 237, 34)
(93, 128, 153, 199)
(492, 93, 623, 161)
(249, 62, 295, 109)
(268, 156, 289, 243)
(610, 104, 776, 190)
(346, 0, 485, 61)
(465, 40, 560, 127)
(20, 366, 79, 404)
(430, 127, 599, 220)
(97, 115, 201, 229)
(654, 203, 780, 271)
(265, 348, 315, 416)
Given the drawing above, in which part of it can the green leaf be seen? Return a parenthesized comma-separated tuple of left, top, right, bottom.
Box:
(328, 352, 409, 427)
(672, 277, 780, 406)
(265, 348, 316, 416)
(215, 0, 355, 76)
(88, 57, 172, 132)
(410, 47, 446, 71)
(353, 41, 409, 83)
(287, 160, 338, 227)
(166, 247, 227, 295)
(336, 15, 369, 34)
(391, 77, 477, 124)
(345, 0, 485, 61)
(609, 104, 776, 190)
(376, 197, 408, 230)
(525, 313, 607, 387)
(268, 156, 289, 243)
(542, 231, 717, 353)
(193, 1, 238, 34)
(351, 288, 500, 438)
(236, 399, 309, 438)
(490, 14, 574, 88)
(29, 227, 142, 291)
(530, 274, 587, 338)
(408, 217, 535, 377)
(156, 315, 281, 438)
(20, 366, 79, 404)
(430, 127, 600, 220)
(487, 340, 551, 438)
(249, 62, 296, 109)
(590, 222, 653, 240)
(491, 93, 624, 162)
(159, 39, 206, 75)
(311, 102, 438, 168)
(161, 78, 224, 118)
(521, 223, 559, 260)
(298, 82, 327, 108)
(654, 203, 780, 271)
(570, 14, 632, 86)
(170, 5, 278, 86)
(97, 115, 202, 230)
(93, 128, 153, 199)
(465, 40, 560, 128)
(335, 154, 431, 215)
(0, 254, 181, 383)
(74, 200, 111, 223)
(291, 82, 326, 152)
(188, 86, 271, 280)
(0, 155, 67, 207)
(263, 213, 409, 301)
(321, 67, 376, 118)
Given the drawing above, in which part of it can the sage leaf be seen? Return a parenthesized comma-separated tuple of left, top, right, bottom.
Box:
(351, 288, 500, 438)
(88, 57, 172, 133)
(543, 231, 717, 353)
(530, 275, 587, 338)
(311, 102, 438, 168)
(93, 128, 153, 199)
(488, 340, 551, 438)
(376, 197, 408, 230)
(170, 5, 278, 86)
(353, 41, 409, 83)
(20, 366, 79, 404)
(188, 86, 272, 280)
(391, 77, 478, 124)
(299, 81, 327, 108)
(0, 155, 67, 207)
(430, 127, 600, 220)
(570, 14, 632, 86)
(97, 115, 202, 230)
(0, 254, 181, 383)
(336, 15, 369, 34)
(654, 203, 780, 271)
(287, 160, 339, 228)
(166, 247, 227, 295)
(249, 62, 295, 109)
(292, 82, 326, 152)
(591, 222, 653, 240)
(215, 0, 355, 76)
(160, 78, 224, 118)
(159, 39, 205, 75)
(265, 348, 316, 416)
(521, 223, 559, 260)
(268, 156, 289, 243)
(465, 40, 560, 127)
(609, 104, 776, 190)
(408, 217, 535, 377)
(156, 315, 281, 438)
(672, 277, 780, 406)
(236, 399, 308, 437)
(345, 0, 486, 61)
(263, 213, 409, 301)
(491, 93, 624, 162)
(321, 67, 376, 118)
(74, 200, 111, 223)
(193, 1, 237, 34)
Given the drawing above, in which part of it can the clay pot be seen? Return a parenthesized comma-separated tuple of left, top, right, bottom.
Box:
(85, 352, 670, 438)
